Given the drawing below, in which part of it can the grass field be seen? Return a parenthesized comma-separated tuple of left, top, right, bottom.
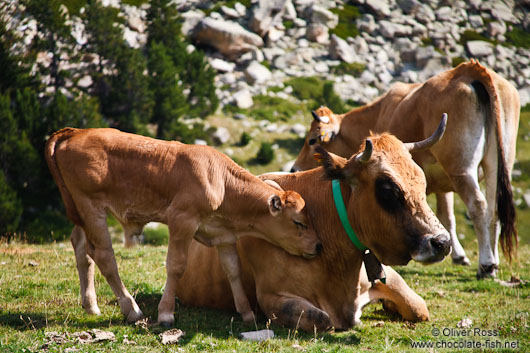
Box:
(1, 112, 530, 352)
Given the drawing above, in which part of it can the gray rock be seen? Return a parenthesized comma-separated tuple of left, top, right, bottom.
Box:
(468, 15, 484, 28)
(245, 61, 272, 83)
(396, 0, 420, 14)
(519, 86, 530, 108)
(415, 4, 435, 24)
(180, 10, 205, 36)
(309, 4, 338, 28)
(466, 40, 494, 57)
(315, 61, 329, 73)
(291, 123, 307, 137)
(418, 58, 450, 82)
(378, 21, 412, 39)
(365, 0, 391, 19)
(357, 13, 377, 34)
(415, 46, 440, 68)
(251, 0, 287, 37)
(487, 21, 506, 38)
(240, 330, 275, 341)
(220, 5, 239, 19)
(234, 2, 247, 17)
(307, 23, 329, 43)
(233, 89, 254, 109)
(209, 58, 235, 72)
(435, 6, 453, 21)
(192, 18, 263, 59)
(212, 127, 231, 145)
(329, 34, 356, 63)
(490, 2, 517, 23)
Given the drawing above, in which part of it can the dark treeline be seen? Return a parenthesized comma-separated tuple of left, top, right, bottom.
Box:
(0, 0, 218, 241)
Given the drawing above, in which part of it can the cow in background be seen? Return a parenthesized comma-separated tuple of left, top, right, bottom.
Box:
(292, 60, 520, 278)
(174, 123, 451, 331)
(45, 128, 321, 325)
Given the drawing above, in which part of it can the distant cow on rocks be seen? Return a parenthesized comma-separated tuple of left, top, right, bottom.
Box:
(45, 128, 321, 325)
(292, 60, 520, 278)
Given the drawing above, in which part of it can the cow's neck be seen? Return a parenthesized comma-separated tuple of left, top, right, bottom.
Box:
(337, 97, 384, 150)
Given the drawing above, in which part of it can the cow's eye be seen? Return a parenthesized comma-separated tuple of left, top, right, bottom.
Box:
(375, 176, 405, 213)
(308, 138, 317, 145)
(293, 220, 307, 229)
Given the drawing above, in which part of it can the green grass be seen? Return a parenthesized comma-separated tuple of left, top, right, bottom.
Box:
(506, 27, 530, 49)
(330, 4, 361, 40)
(1, 112, 529, 352)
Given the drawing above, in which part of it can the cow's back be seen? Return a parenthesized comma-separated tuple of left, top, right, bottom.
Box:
(53, 128, 227, 223)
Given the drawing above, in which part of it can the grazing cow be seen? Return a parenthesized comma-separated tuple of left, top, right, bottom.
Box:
(292, 60, 520, 278)
(45, 128, 321, 325)
(174, 124, 451, 331)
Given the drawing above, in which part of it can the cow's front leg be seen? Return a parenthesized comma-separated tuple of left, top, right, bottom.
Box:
(70, 225, 100, 315)
(436, 192, 470, 266)
(259, 294, 331, 332)
(216, 244, 254, 322)
(158, 215, 198, 326)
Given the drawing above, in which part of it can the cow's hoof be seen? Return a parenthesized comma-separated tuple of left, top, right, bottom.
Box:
(476, 264, 498, 279)
(159, 321, 173, 328)
(241, 311, 255, 323)
(126, 309, 144, 323)
(452, 256, 470, 266)
(84, 305, 101, 316)
(157, 312, 175, 327)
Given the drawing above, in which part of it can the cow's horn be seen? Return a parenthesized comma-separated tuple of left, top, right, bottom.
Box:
(311, 110, 321, 121)
(405, 113, 448, 152)
(355, 139, 373, 164)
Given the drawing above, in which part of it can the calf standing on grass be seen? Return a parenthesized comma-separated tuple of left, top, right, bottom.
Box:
(45, 128, 321, 326)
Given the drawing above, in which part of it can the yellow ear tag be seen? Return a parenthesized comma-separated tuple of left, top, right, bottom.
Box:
(313, 153, 324, 163)
(321, 131, 330, 143)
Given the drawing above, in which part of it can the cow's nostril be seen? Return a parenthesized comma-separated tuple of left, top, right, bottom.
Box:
(315, 243, 323, 255)
(430, 233, 449, 251)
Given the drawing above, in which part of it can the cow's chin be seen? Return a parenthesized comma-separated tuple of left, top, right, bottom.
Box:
(374, 252, 411, 266)
(412, 251, 447, 265)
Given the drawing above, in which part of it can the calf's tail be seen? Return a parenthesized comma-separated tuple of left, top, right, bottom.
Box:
(44, 128, 84, 226)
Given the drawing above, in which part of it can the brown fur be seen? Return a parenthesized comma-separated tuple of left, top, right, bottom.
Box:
(176, 132, 450, 331)
(44, 128, 321, 324)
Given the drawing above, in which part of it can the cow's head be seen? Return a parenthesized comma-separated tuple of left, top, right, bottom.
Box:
(292, 106, 342, 172)
(314, 115, 451, 265)
(259, 184, 322, 259)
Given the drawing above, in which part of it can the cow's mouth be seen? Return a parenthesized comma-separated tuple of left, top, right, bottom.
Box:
(303, 252, 318, 259)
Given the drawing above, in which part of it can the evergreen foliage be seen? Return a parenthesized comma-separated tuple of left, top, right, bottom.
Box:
(0, 0, 218, 239)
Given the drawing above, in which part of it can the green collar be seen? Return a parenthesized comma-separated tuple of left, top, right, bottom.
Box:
(332, 179, 367, 251)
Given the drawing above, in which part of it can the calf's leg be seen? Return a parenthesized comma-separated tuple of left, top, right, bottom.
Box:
(70, 225, 100, 315)
(158, 214, 198, 326)
(82, 215, 143, 322)
(216, 244, 254, 322)
(436, 192, 470, 265)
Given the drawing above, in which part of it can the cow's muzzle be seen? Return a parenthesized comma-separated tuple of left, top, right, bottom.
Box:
(411, 233, 451, 264)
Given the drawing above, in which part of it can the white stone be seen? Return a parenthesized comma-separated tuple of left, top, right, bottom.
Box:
(314, 62, 329, 73)
(365, 0, 391, 19)
(233, 89, 254, 109)
(212, 127, 231, 145)
(209, 58, 235, 72)
(180, 10, 205, 36)
(329, 34, 356, 63)
(309, 5, 338, 28)
(466, 40, 494, 57)
(245, 61, 272, 83)
(251, 0, 287, 37)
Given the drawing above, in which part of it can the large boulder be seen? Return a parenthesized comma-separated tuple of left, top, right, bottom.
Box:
(250, 0, 287, 37)
(192, 17, 264, 59)
(308, 4, 338, 29)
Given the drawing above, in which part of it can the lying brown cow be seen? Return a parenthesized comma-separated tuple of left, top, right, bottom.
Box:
(292, 60, 520, 278)
(174, 124, 451, 331)
(45, 128, 321, 325)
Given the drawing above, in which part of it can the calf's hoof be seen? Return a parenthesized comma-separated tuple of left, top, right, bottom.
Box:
(452, 256, 470, 266)
(476, 264, 498, 279)
(126, 309, 144, 323)
(241, 311, 255, 323)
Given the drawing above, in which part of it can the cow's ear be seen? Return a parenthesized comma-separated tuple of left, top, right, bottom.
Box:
(268, 195, 283, 216)
(314, 145, 347, 180)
